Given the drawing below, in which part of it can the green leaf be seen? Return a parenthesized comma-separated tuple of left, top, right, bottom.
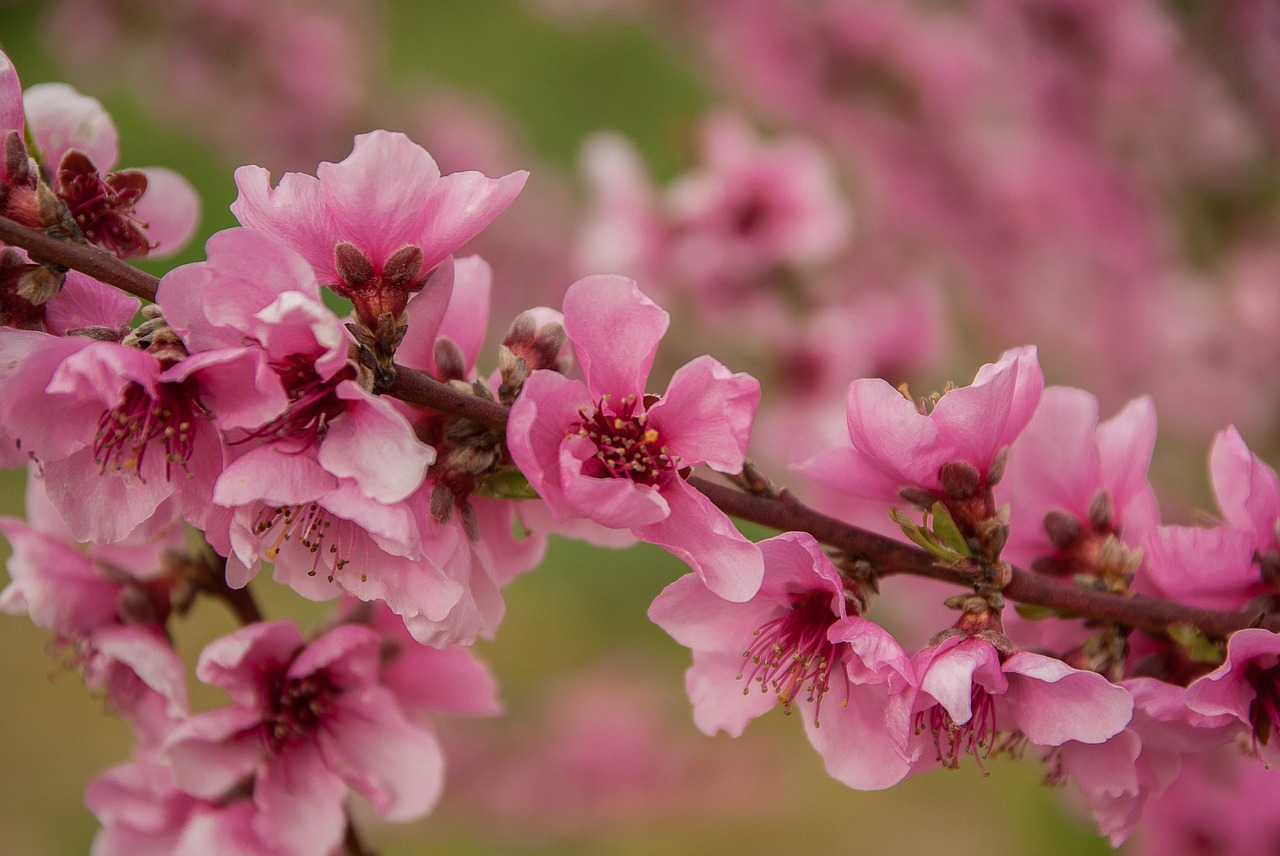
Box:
(473, 469, 540, 500)
(929, 502, 974, 558)
(1167, 622, 1223, 664)
(1013, 603, 1062, 622)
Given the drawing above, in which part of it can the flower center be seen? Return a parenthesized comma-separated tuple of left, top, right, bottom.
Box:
(240, 357, 355, 449)
(1246, 661, 1280, 754)
(739, 591, 838, 726)
(915, 684, 999, 772)
(55, 152, 152, 259)
(93, 379, 202, 481)
(264, 671, 337, 753)
(574, 394, 676, 486)
(251, 503, 359, 582)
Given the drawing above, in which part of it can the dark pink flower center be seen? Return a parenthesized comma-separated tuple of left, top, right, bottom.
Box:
(241, 356, 355, 449)
(1246, 661, 1280, 753)
(573, 394, 676, 485)
(264, 671, 338, 753)
(915, 684, 999, 772)
(252, 503, 359, 581)
(740, 591, 839, 726)
(56, 152, 152, 259)
(94, 379, 202, 481)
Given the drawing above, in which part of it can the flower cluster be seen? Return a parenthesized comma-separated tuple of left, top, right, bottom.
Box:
(3, 41, 1280, 855)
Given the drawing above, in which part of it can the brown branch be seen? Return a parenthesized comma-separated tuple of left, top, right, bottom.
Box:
(0, 214, 160, 301)
(5, 210, 1274, 642)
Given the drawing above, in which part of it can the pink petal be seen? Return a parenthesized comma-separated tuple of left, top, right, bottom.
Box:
(412, 167, 528, 271)
(318, 384, 434, 504)
(917, 637, 1005, 724)
(43, 269, 140, 335)
(287, 624, 380, 689)
(560, 433, 670, 528)
(647, 355, 760, 472)
(254, 742, 347, 856)
(563, 274, 668, 401)
(845, 378, 943, 489)
(396, 257, 458, 374)
(195, 620, 304, 703)
(1096, 395, 1158, 518)
(92, 625, 189, 719)
(434, 255, 490, 372)
(231, 165, 338, 283)
(802, 669, 914, 790)
(1211, 426, 1280, 542)
(505, 370, 593, 517)
(23, 81, 117, 170)
(214, 445, 339, 507)
(686, 650, 778, 736)
(164, 706, 266, 798)
(1003, 651, 1134, 745)
(319, 130, 443, 267)
(637, 478, 763, 602)
(0, 50, 21, 136)
(648, 572, 780, 652)
(133, 167, 200, 259)
(383, 643, 502, 717)
(931, 346, 1043, 475)
(322, 686, 445, 820)
(164, 347, 288, 431)
(41, 449, 176, 544)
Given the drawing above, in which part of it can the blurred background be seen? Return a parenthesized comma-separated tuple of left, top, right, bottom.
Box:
(3, 0, 1279, 852)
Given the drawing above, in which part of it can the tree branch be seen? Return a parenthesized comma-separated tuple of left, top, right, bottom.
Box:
(0, 214, 160, 301)
(4, 212, 1273, 642)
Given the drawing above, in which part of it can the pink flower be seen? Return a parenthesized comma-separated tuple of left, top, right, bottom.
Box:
(0, 49, 199, 258)
(1049, 677, 1238, 845)
(1138, 524, 1263, 612)
(800, 346, 1043, 540)
(87, 753, 289, 856)
(996, 388, 1159, 654)
(507, 274, 764, 602)
(1186, 628, 1280, 763)
(910, 635, 1133, 772)
(231, 129, 526, 337)
(1211, 425, 1280, 557)
(649, 531, 917, 789)
(0, 470, 188, 741)
(164, 620, 454, 856)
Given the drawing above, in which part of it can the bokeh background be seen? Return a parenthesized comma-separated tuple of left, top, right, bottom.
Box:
(3, 0, 1277, 852)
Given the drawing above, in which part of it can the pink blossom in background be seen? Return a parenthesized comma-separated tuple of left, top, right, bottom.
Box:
(1131, 746, 1280, 856)
(1050, 677, 1239, 845)
(42, 0, 376, 172)
(164, 620, 452, 856)
(508, 274, 764, 602)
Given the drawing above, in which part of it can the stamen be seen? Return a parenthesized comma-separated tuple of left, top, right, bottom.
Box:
(93, 379, 202, 481)
(914, 685, 999, 773)
(738, 591, 840, 727)
(571, 394, 677, 486)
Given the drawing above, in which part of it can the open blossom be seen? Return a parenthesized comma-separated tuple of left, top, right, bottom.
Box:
(909, 634, 1133, 772)
(230, 129, 526, 360)
(507, 274, 764, 602)
(1049, 677, 1239, 846)
(1186, 628, 1280, 764)
(0, 48, 198, 258)
(649, 531, 917, 789)
(1211, 425, 1280, 558)
(799, 345, 1043, 540)
(0, 470, 188, 741)
(164, 620, 461, 856)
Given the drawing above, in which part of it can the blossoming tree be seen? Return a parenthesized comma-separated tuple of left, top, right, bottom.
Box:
(4, 3, 1280, 852)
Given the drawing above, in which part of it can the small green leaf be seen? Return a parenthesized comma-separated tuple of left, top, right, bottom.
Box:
(473, 469, 540, 500)
(1167, 622, 1223, 664)
(929, 502, 974, 558)
(889, 508, 963, 562)
(1013, 603, 1062, 622)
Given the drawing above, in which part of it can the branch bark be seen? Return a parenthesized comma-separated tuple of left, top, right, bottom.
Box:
(3, 213, 1271, 641)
